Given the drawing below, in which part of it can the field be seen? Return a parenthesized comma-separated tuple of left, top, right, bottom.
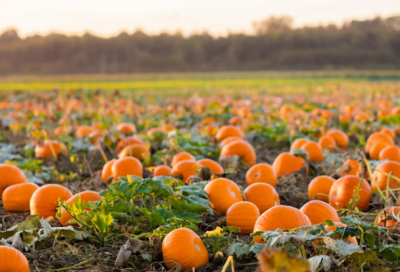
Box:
(1, 71, 400, 272)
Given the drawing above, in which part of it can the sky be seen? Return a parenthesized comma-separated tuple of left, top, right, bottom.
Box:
(1, 0, 399, 37)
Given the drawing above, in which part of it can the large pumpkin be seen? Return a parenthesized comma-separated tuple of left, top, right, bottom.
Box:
(329, 175, 371, 211)
(300, 200, 340, 225)
(244, 183, 279, 213)
(59, 191, 102, 226)
(162, 228, 209, 271)
(204, 178, 243, 214)
(226, 201, 260, 234)
(0, 164, 27, 198)
(2, 183, 39, 212)
(372, 161, 400, 192)
(253, 205, 311, 243)
(0, 246, 30, 272)
(30, 184, 73, 219)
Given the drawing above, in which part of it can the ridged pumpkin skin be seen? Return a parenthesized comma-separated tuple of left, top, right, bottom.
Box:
(326, 130, 349, 149)
(290, 138, 309, 151)
(219, 141, 257, 166)
(244, 183, 279, 213)
(101, 159, 116, 182)
(372, 161, 400, 192)
(339, 159, 360, 177)
(379, 145, 400, 163)
(111, 157, 143, 182)
(115, 136, 144, 155)
(59, 191, 102, 226)
(170, 152, 196, 168)
(30, 184, 73, 219)
(216, 125, 245, 142)
(226, 201, 260, 234)
(153, 165, 172, 177)
(172, 160, 201, 183)
(35, 140, 67, 159)
(2, 183, 39, 212)
(329, 176, 371, 211)
(300, 200, 340, 225)
(253, 205, 311, 243)
(204, 178, 243, 214)
(0, 164, 27, 198)
(272, 152, 307, 177)
(197, 159, 224, 175)
(245, 163, 277, 187)
(162, 228, 209, 271)
(301, 141, 325, 162)
(117, 144, 151, 162)
(0, 246, 30, 272)
(308, 176, 335, 202)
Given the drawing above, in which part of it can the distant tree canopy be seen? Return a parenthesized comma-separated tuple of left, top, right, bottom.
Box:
(1, 15, 400, 75)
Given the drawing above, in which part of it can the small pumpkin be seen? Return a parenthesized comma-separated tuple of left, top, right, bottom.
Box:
(308, 176, 335, 202)
(290, 138, 310, 151)
(172, 160, 201, 183)
(244, 183, 279, 213)
(245, 163, 277, 187)
(219, 140, 256, 166)
(153, 165, 172, 177)
(170, 152, 196, 168)
(215, 125, 245, 142)
(301, 141, 325, 162)
(112, 157, 143, 182)
(204, 178, 243, 214)
(197, 158, 224, 176)
(117, 144, 151, 162)
(300, 200, 340, 225)
(101, 159, 116, 182)
(329, 175, 371, 211)
(318, 136, 336, 152)
(59, 191, 102, 226)
(2, 183, 39, 212)
(115, 136, 144, 155)
(339, 159, 360, 177)
(377, 206, 400, 231)
(30, 184, 73, 219)
(0, 246, 30, 272)
(226, 201, 260, 234)
(325, 130, 349, 149)
(272, 152, 307, 177)
(0, 164, 27, 198)
(35, 140, 67, 159)
(253, 205, 311, 243)
(116, 122, 136, 134)
(162, 228, 209, 271)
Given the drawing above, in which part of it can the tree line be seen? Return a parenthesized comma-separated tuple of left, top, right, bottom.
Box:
(1, 15, 400, 75)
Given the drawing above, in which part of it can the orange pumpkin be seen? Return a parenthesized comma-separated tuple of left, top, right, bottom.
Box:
(117, 144, 151, 162)
(324, 222, 358, 244)
(300, 200, 340, 225)
(35, 140, 67, 159)
(170, 152, 196, 168)
(204, 178, 243, 214)
(219, 140, 256, 166)
(75, 125, 94, 138)
(253, 205, 311, 243)
(308, 176, 335, 202)
(326, 130, 349, 149)
(226, 201, 260, 234)
(0, 246, 30, 272)
(365, 132, 394, 153)
(116, 122, 136, 134)
(372, 161, 400, 192)
(215, 125, 245, 142)
(290, 138, 309, 151)
(112, 157, 143, 182)
(245, 163, 277, 187)
(115, 136, 144, 155)
(379, 145, 400, 163)
(339, 159, 360, 177)
(162, 228, 209, 271)
(0, 164, 27, 197)
(2, 183, 39, 212)
(272, 152, 307, 176)
(30, 184, 73, 219)
(101, 159, 116, 182)
(244, 183, 279, 213)
(59, 191, 102, 226)
(172, 160, 201, 183)
(197, 159, 224, 175)
(380, 127, 396, 139)
(153, 165, 172, 177)
(301, 141, 325, 162)
(377, 206, 400, 231)
(329, 175, 371, 211)
(318, 136, 336, 152)
(369, 141, 392, 160)
(220, 136, 245, 147)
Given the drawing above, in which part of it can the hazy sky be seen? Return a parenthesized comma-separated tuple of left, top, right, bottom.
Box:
(1, 0, 399, 37)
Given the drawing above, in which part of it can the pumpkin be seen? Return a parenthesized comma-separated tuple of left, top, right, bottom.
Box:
(197, 159, 224, 175)
(226, 201, 260, 234)
(115, 136, 144, 155)
(325, 130, 349, 149)
(215, 125, 245, 142)
(318, 136, 336, 152)
(308, 176, 335, 202)
(30, 184, 73, 219)
(300, 200, 340, 225)
(59, 191, 102, 226)
(253, 205, 311, 243)
(272, 152, 307, 176)
(219, 140, 256, 166)
(101, 159, 116, 182)
(172, 160, 201, 183)
(339, 159, 360, 177)
(301, 141, 325, 162)
(0, 164, 27, 198)
(372, 161, 400, 192)
(75, 125, 94, 138)
(204, 178, 243, 214)
(380, 127, 396, 139)
(162, 228, 209, 271)
(368, 141, 392, 160)
(116, 122, 136, 134)
(379, 145, 400, 163)
(377, 206, 400, 231)
(170, 152, 196, 168)
(2, 183, 39, 212)
(329, 175, 371, 211)
(365, 132, 394, 153)
(245, 163, 277, 187)
(117, 144, 151, 162)
(0, 246, 30, 272)
(112, 157, 143, 182)
(153, 165, 172, 177)
(244, 183, 279, 213)
(220, 136, 245, 147)
(290, 138, 310, 151)
(35, 140, 67, 159)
